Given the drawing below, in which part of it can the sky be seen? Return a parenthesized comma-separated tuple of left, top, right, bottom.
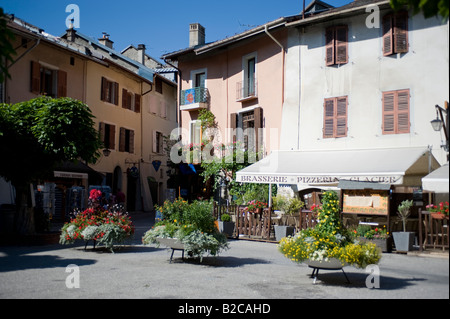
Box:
(1, 0, 353, 63)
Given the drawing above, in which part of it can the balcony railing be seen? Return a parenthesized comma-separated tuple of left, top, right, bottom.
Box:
(180, 87, 210, 110)
(236, 78, 257, 101)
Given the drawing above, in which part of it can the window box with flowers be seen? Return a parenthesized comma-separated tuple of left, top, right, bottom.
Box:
(426, 202, 449, 220)
(59, 189, 135, 252)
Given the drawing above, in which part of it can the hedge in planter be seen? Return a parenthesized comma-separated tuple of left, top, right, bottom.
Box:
(278, 191, 381, 269)
(142, 199, 228, 261)
(60, 189, 134, 252)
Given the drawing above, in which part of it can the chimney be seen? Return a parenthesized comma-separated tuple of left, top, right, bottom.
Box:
(189, 23, 205, 47)
(98, 33, 114, 49)
(137, 44, 146, 65)
(66, 26, 76, 42)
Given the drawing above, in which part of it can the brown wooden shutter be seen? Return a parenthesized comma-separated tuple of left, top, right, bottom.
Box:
(336, 96, 348, 137)
(397, 89, 410, 133)
(335, 26, 348, 64)
(113, 82, 119, 105)
(119, 127, 126, 152)
(325, 27, 335, 66)
(109, 124, 116, 150)
(230, 113, 237, 144)
(99, 122, 105, 147)
(323, 98, 335, 138)
(394, 11, 408, 54)
(122, 88, 128, 109)
(129, 130, 135, 154)
(30, 61, 41, 94)
(57, 70, 67, 97)
(382, 92, 395, 134)
(101, 77, 107, 101)
(382, 14, 393, 56)
(254, 107, 263, 153)
(134, 94, 141, 113)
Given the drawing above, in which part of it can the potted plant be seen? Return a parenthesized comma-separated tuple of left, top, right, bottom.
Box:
(352, 224, 392, 253)
(273, 194, 304, 241)
(142, 199, 228, 262)
(392, 199, 415, 252)
(426, 202, 449, 220)
(218, 213, 235, 238)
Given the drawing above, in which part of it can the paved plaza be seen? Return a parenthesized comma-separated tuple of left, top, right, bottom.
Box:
(0, 212, 448, 300)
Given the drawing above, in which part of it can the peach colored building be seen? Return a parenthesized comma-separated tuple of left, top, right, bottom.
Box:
(163, 18, 294, 158)
(2, 16, 177, 216)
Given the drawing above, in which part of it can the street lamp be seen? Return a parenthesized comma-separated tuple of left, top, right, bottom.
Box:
(102, 148, 111, 157)
(430, 103, 449, 153)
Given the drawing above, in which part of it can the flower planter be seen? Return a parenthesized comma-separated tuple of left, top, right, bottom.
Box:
(304, 258, 350, 284)
(431, 213, 448, 220)
(358, 237, 392, 253)
(274, 225, 295, 242)
(218, 221, 235, 238)
(155, 237, 185, 250)
(393, 232, 415, 252)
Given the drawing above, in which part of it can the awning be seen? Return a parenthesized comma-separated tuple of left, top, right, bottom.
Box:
(236, 147, 439, 187)
(422, 163, 449, 193)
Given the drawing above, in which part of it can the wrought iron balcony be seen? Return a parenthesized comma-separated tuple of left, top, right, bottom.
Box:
(236, 78, 257, 102)
(180, 87, 210, 111)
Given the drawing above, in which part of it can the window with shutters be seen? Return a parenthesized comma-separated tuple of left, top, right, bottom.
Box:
(119, 127, 135, 153)
(153, 130, 164, 154)
(230, 107, 263, 152)
(382, 11, 408, 56)
(99, 122, 116, 150)
(121, 88, 141, 113)
(30, 61, 67, 97)
(325, 25, 348, 66)
(382, 89, 410, 134)
(101, 76, 119, 105)
(323, 96, 348, 138)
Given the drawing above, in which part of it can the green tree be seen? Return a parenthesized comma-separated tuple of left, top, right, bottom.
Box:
(0, 97, 101, 234)
(390, 0, 449, 19)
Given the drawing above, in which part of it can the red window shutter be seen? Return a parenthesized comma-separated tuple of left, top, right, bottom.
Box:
(134, 94, 141, 113)
(99, 122, 105, 146)
(335, 26, 348, 64)
(323, 98, 335, 138)
(382, 14, 393, 56)
(397, 89, 410, 133)
(101, 77, 107, 101)
(394, 11, 408, 54)
(30, 61, 41, 94)
(325, 27, 335, 66)
(129, 130, 135, 154)
(122, 88, 128, 109)
(382, 92, 395, 134)
(57, 70, 67, 97)
(335, 96, 348, 137)
(253, 107, 263, 153)
(230, 113, 237, 144)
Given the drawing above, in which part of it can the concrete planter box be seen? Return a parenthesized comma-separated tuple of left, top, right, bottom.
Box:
(218, 221, 235, 237)
(274, 225, 295, 242)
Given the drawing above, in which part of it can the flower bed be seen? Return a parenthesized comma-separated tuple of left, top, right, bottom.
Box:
(142, 198, 228, 262)
(59, 189, 134, 252)
(278, 191, 381, 269)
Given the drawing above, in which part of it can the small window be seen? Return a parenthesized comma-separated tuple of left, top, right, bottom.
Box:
(101, 77, 119, 105)
(382, 89, 410, 134)
(382, 11, 408, 56)
(30, 61, 67, 97)
(323, 96, 348, 138)
(325, 26, 348, 66)
(153, 131, 164, 154)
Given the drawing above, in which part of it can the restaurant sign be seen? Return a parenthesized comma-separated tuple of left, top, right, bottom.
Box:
(236, 174, 403, 185)
(54, 171, 88, 180)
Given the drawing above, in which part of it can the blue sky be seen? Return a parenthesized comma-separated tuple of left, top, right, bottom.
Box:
(1, 0, 353, 62)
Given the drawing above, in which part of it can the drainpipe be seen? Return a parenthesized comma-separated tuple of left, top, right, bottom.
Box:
(7, 38, 40, 69)
(264, 24, 285, 106)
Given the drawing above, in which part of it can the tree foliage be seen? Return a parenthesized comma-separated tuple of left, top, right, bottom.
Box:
(0, 97, 101, 186)
(390, 0, 449, 19)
